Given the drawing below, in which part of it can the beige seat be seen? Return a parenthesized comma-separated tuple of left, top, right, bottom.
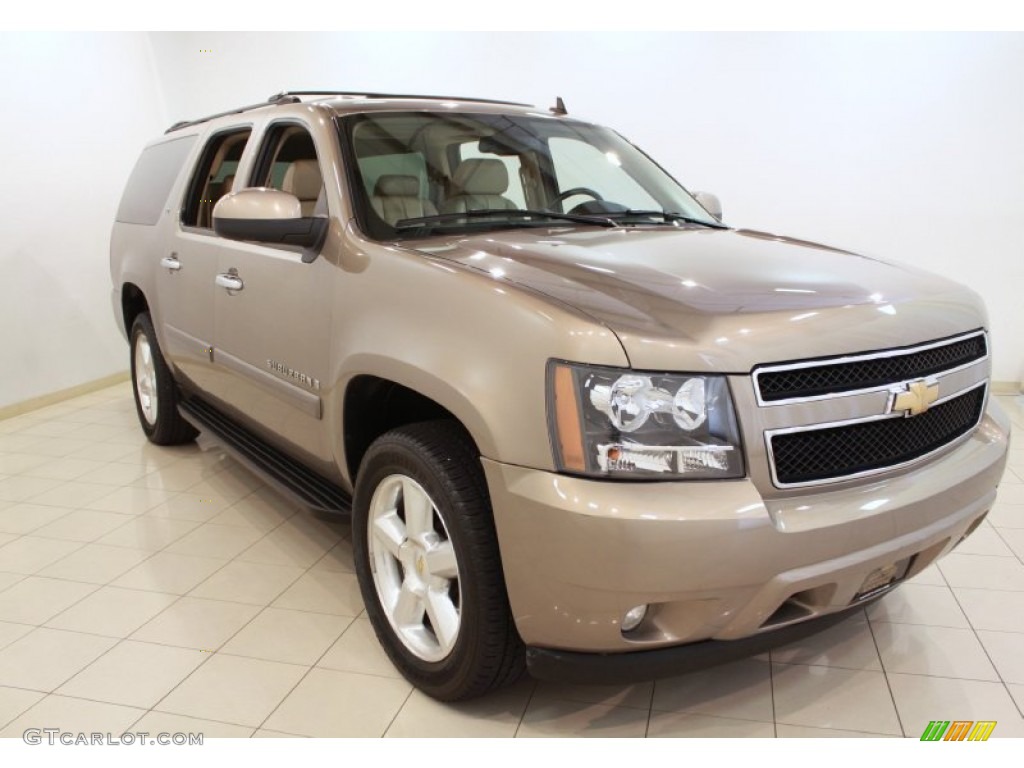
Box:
(371, 175, 437, 226)
(441, 159, 517, 214)
(282, 160, 323, 216)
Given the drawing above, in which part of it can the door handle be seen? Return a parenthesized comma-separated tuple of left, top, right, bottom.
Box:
(160, 254, 182, 272)
(215, 272, 244, 292)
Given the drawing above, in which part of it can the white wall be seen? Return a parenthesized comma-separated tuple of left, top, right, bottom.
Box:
(3, 32, 1021, 410)
(148, 31, 1023, 383)
(0, 33, 166, 408)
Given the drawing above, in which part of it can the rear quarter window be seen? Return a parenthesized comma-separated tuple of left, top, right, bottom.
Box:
(116, 135, 197, 225)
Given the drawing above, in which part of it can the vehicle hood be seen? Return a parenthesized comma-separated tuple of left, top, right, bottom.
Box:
(404, 227, 987, 372)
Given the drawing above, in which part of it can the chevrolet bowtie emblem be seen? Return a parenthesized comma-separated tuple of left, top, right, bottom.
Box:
(891, 380, 940, 417)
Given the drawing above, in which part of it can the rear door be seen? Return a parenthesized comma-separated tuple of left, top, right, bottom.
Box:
(159, 127, 251, 392)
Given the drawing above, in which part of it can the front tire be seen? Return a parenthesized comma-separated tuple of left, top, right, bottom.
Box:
(129, 312, 197, 446)
(352, 421, 524, 700)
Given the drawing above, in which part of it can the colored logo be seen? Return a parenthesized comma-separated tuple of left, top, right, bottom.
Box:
(920, 720, 996, 741)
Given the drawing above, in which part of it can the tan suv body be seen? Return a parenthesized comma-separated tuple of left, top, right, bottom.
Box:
(110, 92, 1010, 698)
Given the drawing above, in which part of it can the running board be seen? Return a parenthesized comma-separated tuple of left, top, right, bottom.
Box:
(179, 397, 351, 517)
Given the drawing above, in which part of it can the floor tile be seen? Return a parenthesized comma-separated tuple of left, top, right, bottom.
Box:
(0, 504, 71, 536)
(84, 486, 177, 515)
(517, 697, 649, 737)
(771, 611, 881, 671)
(96, 516, 201, 551)
(533, 680, 653, 711)
(133, 462, 227, 493)
(771, 663, 902, 735)
(0, 686, 45, 730)
(866, 583, 969, 628)
(17, 437, 96, 459)
(0, 533, 14, 549)
(887, 672, 1024, 737)
(131, 710, 254, 738)
(38, 543, 152, 585)
(221, 608, 350, 666)
(1009, 684, 1024, 714)
(189, 560, 303, 606)
(651, 658, 774, 722)
(907, 563, 946, 586)
(155, 653, 307, 728)
(0, 621, 32, 652)
(317, 617, 401, 678)
(647, 711, 775, 737)
(0, 453, 47, 476)
(996, 484, 1024, 506)
(0, 475, 62, 503)
(75, 462, 152, 487)
(165, 523, 265, 560)
(145, 492, 236, 523)
(995, 528, 1024, 559)
(27, 481, 119, 510)
(58, 640, 207, 708)
(0, 628, 117, 691)
(386, 680, 535, 737)
(939, 553, 1024, 591)
(263, 667, 410, 737)
(130, 596, 260, 650)
(67, 442, 140, 463)
(0, 572, 22, 593)
(46, 586, 179, 638)
(954, 588, 1024, 632)
(187, 471, 259, 502)
(0, 536, 83, 574)
(975, 630, 1024, 684)
(0, 694, 145, 738)
(270, 571, 364, 616)
(775, 724, 896, 738)
(238, 518, 340, 569)
(0, 576, 97, 624)
(30, 510, 134, 543)
(21, 457, 107, 481)
(955, 526, 1015, 556)
(252, 728, 303, 738)
(208, 487, 298, 532)
(872, 622, 999, 680)
(310, 537, 355, 573)
(987, 503, 1024, 530)
(112, 551, 227, 595)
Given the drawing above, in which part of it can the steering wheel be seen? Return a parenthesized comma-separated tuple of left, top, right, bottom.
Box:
(549, 187, 604, 207)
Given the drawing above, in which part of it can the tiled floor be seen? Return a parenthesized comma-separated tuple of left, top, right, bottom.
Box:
(0, 384, 1021, 738)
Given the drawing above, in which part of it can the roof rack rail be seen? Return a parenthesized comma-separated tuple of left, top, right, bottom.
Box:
(165, 91, 537, 134)
(164, 92, 299, 134)
(266, 90, 534, 108)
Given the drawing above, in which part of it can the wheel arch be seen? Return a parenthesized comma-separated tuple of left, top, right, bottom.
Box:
(341, 371, 492, 486)
(121, 282, 149, 337)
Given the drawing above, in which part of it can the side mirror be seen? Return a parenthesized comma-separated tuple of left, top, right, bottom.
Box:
(693, 191, 723, 222)
(213, 188, 327, 249)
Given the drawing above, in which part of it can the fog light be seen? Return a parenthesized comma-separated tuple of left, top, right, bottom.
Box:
(621, 604, 648, 633)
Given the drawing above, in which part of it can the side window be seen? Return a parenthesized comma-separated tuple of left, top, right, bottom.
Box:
(181, 128, 251, 229)
(117, 136, 197, 225)
(457, 141, 526, 208)
(549, 136, 658, 211)
(250, 124, 325, 217)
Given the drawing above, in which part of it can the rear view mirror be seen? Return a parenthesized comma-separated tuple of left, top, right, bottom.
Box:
(213, 188, 327, 249)
(693, 191, 723, 222)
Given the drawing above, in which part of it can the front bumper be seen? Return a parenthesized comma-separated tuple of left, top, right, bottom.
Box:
(483, 402, 1010, 667)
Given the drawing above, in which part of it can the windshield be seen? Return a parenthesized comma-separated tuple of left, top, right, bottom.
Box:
(339, 111, 719, 240)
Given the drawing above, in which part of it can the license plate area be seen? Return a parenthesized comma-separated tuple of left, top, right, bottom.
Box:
(853, 556, 914, 602)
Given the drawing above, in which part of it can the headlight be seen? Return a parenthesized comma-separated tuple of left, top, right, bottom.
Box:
(547, 362, 745, 479)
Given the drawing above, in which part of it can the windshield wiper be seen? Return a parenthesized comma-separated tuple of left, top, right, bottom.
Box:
(605, 210, 728, 229)
(394, 209, 616, 232)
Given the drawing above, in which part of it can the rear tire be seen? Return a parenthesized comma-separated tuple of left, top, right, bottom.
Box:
(352, 420, 524, 701)
(129, 312, 197, 446)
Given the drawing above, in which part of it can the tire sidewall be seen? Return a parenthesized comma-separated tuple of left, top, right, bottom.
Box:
(129, 315, 160, 438)
(353, 434, 485, 696)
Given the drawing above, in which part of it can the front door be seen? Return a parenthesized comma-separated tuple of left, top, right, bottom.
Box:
(206, 121, 334, 465)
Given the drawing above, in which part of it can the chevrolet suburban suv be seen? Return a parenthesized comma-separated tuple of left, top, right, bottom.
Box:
(110, 91, 1011, 700)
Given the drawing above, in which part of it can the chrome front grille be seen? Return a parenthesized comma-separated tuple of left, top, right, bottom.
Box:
(755, 331, 990, 489)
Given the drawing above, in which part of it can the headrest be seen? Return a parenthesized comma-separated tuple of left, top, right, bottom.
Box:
(282, 159, 322, 200)
(452, 158, 508, 195)
(374, 174, 421, 197)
